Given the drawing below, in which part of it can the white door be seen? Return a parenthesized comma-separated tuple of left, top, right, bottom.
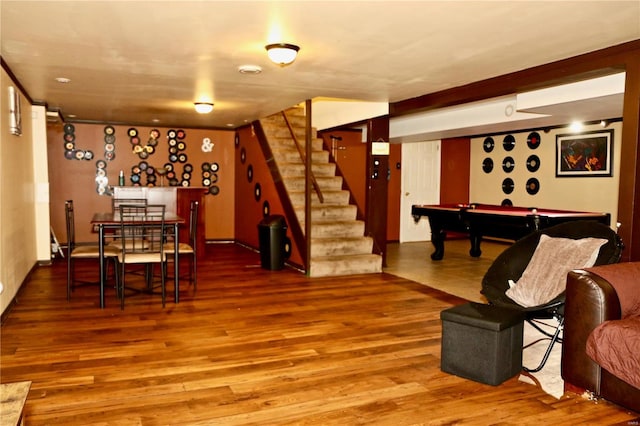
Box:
(400, 140, 441, 242)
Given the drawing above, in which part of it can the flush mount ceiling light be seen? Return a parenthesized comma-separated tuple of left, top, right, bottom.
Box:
(194, 102, 214, 114)
(238, 64, 263, 74)
(265, 43, 300, 66)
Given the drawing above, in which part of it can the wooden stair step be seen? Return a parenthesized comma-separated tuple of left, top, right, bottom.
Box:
(302, 220, 365, 238)
(284, 176, 344, 191)
(289, 190, 351, 206)
(272, 148, 329, 163)
(311, 236, 374, 257)
(261, 111, 307, 127)
(309, 254, 382, 277)
(279, 162, 336, 177)
(266, 135, 324, 151)
(295, 205, 357, 221)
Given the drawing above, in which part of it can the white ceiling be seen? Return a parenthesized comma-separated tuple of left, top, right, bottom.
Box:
(2, 1, 639, 132)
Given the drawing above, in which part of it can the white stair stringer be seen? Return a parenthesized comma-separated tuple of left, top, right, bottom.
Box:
(259, 109, 382, 277)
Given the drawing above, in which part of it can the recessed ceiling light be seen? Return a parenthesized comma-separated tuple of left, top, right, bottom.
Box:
(67, 114, 76, 118)
(55, 77, 71, 83)
(238, 65, 262, 74)
(152, 118, 160, 123)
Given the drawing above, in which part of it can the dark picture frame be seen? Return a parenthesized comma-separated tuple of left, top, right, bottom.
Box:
(556, 129, 613, 177)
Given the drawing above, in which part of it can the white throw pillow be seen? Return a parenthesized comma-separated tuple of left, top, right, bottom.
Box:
(505, 234, 607, 307)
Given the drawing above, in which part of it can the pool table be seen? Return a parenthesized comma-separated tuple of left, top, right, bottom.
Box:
(411, 203, 611, 260)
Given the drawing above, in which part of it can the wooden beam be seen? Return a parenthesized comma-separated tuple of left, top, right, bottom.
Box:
(390, 40, 640, 117)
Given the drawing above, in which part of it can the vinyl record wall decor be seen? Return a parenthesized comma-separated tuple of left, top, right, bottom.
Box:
(502, 134, 515, 151)
(483, 137, 495, 153)
(201, 161, 220, 196)
(63, 123, 95, 162)
(63, 124, 227, 195)
(482, 158, 493, 173)
(479, 131, 545, 201)
(527, 132, 541, 150)
(129, 128, 159, 159)
(526, 155, 540, 172)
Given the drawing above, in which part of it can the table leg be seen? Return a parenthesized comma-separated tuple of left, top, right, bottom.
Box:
(174, 223, 179, 303)
(469, 232, 483, 257)
(98, 224, 105, 308)
(427, 217, 446, 260)
(430, 228, 446, 260)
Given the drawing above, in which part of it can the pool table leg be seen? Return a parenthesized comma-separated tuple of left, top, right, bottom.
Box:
(430, 228, 446, 260)
(469, 232, 482, 257)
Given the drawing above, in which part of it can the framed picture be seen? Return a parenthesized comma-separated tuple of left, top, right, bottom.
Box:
(556, 129, 613, 177)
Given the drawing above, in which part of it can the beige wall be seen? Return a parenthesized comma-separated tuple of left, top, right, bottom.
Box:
(1, 67, 38, 315)
(470, 122, 622, 226)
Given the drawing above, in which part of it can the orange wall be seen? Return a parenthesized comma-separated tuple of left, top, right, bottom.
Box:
(440, 137, 470, 204)
(47, 122, 235, 244)
(320, 129, 402, 243)
(321, 130, 367, 214)
(47, 119, 405, 255)
(234, 125, 303, 267)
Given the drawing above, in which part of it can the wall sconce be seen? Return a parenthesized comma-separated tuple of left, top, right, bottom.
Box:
(265, 43, 300, 66)
(8, 86, 22, 136)
(194, 102, 214, 114)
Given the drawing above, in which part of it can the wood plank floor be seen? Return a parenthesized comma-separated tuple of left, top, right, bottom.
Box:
(1, 243, 638, 425)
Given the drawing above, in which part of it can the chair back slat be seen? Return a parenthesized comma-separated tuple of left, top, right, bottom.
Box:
(65, 200, 76, 250)
(117, 203, 167, 309)
(189, 201, 199, 251)
(112, 197, 147, 213)
(118, 204, 166, 262)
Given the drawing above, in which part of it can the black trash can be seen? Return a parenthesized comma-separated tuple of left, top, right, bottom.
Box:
(258, 215, 288, 270)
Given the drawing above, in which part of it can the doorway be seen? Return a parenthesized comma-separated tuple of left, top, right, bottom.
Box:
(400, 140, 441, 242)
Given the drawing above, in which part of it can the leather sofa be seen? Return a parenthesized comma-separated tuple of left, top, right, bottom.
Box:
(561, 263, 640, 413)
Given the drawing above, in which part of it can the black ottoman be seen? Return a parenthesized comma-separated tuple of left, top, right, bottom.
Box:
(440, 302, 525, 385)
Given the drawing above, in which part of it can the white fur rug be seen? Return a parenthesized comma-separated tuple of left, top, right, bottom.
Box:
(519, 318, 564, 399)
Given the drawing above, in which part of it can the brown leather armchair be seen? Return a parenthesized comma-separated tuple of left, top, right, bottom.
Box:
(561, 264, 640, 413)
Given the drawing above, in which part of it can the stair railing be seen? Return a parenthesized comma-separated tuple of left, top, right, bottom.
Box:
(281, 111, 324, 204)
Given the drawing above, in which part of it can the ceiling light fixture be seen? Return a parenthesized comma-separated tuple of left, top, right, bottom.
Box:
(265, 43, 300, 66)
(238, 64, 263, 74)
(194, 102, 214, 114)
(569, 121, 584, 133)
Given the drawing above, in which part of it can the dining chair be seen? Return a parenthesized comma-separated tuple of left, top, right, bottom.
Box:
(108, 197, 148, 249)
(65, 200, 119, 301)
(116, 204, 167, 309)
(164, 200, 199, 291)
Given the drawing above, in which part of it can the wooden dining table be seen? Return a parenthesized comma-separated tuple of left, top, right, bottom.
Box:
(91, 212, 185, 308)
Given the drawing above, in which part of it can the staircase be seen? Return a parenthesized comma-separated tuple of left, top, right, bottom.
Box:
(259, 108, 382, 277)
